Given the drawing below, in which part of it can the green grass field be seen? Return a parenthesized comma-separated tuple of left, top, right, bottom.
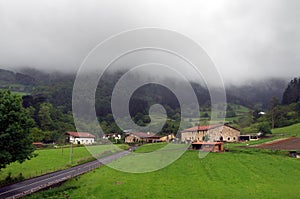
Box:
(187, 104, 251, 126)
(149, 103, 251, 127)
(0, 144, 128, 186)
(8, 123, 300, 198)
(133, 142, 168, 153)
(25, 143, 300, 199)
(272, 123, 300, 137)
(227, 123, 300, 149)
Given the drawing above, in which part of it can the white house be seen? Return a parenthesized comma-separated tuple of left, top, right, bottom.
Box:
(65, 132, 96, 145)
(102, 133, 121, 140)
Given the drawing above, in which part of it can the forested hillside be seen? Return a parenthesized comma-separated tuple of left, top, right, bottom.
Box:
(282, 77, 300, 105)
(0, 67, 295, 142)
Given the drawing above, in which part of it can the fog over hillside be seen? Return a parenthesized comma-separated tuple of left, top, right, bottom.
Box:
(0, 67, 288, 111)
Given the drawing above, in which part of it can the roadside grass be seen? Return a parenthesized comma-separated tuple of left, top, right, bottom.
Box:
(25, 143, 300, 199)
(134, 142, 167, 153)
(0, 144, 128, 186)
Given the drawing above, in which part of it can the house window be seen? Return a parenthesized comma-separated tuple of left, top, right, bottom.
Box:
(228, 137, 230, 141)
(233, 137, 236, 140)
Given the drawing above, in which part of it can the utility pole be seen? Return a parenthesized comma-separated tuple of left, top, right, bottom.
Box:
(69, 142, 73, 165)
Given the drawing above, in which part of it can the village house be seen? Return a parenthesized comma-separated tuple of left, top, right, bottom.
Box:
(125, 132, 161, 143)
(102, 133, 121, 140)
(181, 124, 240, 143)
(65, 132, 96, 145)
(159, 134, 175, 142)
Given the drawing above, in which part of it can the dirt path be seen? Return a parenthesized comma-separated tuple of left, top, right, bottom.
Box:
(250, 137, 300, 150)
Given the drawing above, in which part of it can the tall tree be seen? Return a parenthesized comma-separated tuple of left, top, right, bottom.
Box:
(282, 77, 300, 105)
(269, 96, 279, 128)
(0, 90, 35, 169)
(38, 103, 54, 131)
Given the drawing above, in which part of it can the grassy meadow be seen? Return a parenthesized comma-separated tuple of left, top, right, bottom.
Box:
(225, 123, 300, 149)
(186, 103, 251, 126)
(272, 123, 300, 137)
(25, 142, 300, 199)
(6, 123, 300, 198)
(0, 144, 128, 186)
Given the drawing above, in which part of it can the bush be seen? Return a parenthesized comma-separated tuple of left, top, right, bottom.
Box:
(258, 122, 272, 136)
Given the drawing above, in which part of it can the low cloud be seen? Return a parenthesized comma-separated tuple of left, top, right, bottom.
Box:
(0, 0, 299, 84)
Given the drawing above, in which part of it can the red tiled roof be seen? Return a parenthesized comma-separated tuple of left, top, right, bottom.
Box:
(66, 132, 96, 138)
(32, 142, 43, 146)
(126, 132, 161, 138)
(32, 142, 43, 144)
(182, 124, 223, 132)
(192, 141, 223, 145)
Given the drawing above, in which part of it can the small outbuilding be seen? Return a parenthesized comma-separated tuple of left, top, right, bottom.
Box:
(32, 142, 44, 148)
(191, 141, 224, 152)
(238, 135, 259, 142)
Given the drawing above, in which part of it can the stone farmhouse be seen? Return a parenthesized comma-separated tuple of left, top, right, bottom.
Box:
(65, 132, 96, 145)
(181, 124, 240, 143)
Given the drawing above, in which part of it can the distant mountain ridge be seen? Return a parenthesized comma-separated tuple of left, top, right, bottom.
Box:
(0, 68, 35, 85)
(0, 67, 289, 111)
(226, 78, 287, 109)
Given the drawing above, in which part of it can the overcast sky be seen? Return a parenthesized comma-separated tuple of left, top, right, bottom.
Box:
(0, 0, 299, 84)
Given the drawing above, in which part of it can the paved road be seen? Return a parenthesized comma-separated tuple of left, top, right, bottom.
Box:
(0, 150, 130, 199)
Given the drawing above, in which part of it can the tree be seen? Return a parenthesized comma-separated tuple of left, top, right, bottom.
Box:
(38, 103, 54, 131)
(29, 127, 44, 142)
(282, 77, 300, 105)
(257, 122, 272, 136)
(226, 110, 236, 118)
(269, 96, 279, 128)
(296, 102, 300, 117)
(142, 115, 151, 124)
(0, 90, 35, 169)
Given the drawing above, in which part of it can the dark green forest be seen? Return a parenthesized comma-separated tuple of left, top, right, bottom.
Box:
(282, 77, 300, 105)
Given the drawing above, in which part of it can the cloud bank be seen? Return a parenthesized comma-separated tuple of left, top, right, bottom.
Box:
(0, 0, 299, 84)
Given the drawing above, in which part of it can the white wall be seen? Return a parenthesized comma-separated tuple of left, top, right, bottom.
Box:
(69, 136, 95, 144)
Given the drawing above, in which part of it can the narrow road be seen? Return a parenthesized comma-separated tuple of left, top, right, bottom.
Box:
(0, 150, 130, 199)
